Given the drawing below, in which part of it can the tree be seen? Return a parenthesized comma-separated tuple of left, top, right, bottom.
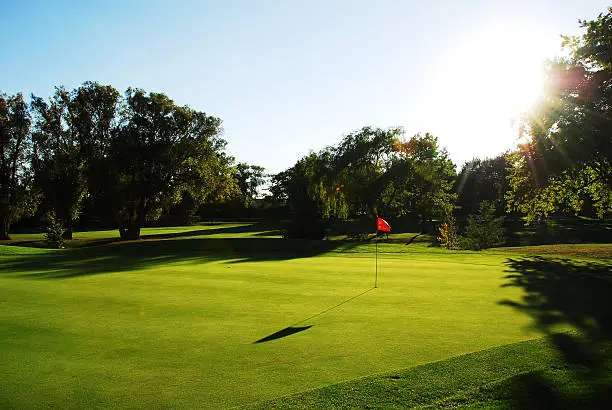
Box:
(507, 8, 612, 222)
(460, 201, 505, 250)
(31, 82, 121, 238)
(234, 163, 266, 208)
(332, 126, 402, 217)
(44, 211, 66, 249)
(111, 88, 230, 240)
(271, 127, 401, 238)
(272, 128, 456, 237)
(387, 133, 457, 231)
(456, 155, 510, 215)
(0, 92, 38, 239)
(437, 213, 459, 249)
(271, 152, 335, 238)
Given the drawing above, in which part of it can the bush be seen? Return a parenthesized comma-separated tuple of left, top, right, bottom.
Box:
(459, 201, 505, 250)
(437, 214, 459, 249)
(45, 212, 66, 249)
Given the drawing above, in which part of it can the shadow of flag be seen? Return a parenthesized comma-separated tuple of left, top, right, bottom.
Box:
(254, 326, 313, 344)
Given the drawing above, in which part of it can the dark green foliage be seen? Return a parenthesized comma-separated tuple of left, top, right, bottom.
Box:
(234, 163, 267, 208)
(504, 216, 612, 247)
(383, 133, 457, 229)
(332, 126, 400, 217)
(44, 212, 65, 248)
(30, 82, 121, 239)
(507, 8, 612, 223)
(0, 92, 37, 240)
(271, 128, 456, 237)
(26, 83, 238, 239)
(157, 191, 201, 226)
(284, 218, 325, 239)
(271, 152, 340, 239)
(456, 155, 509, 215)
(460, 201, 505, 250)
(110, 88, 235, 239)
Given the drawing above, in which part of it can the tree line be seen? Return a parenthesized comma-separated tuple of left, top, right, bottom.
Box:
(1, 7, 610, 243)
(271, 8, 611, 239)
(0, 84, 265, 240)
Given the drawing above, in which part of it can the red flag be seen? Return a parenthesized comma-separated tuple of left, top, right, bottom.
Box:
(377, 217, 391, 233)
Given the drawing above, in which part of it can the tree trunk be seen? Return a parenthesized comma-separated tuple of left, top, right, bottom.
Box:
(0, 191, 10, 240)
(119, 226, 141, 240)
(59, 215, 73, 240)
(420, 217, 428, 234)
(62, 228, 73, 240)
(0, 217, 10, 240)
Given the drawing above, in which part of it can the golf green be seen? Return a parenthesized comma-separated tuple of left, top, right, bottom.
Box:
(0, 226, 586, 408)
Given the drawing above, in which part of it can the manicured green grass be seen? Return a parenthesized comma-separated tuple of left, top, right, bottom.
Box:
(501, 243, 612, 259)
(250, 335, 612, 409)
(0, 222, 279, 247)
(1, 223, 610, 408)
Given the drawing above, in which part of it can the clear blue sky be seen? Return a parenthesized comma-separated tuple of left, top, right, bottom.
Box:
(2, 0, 610, 173)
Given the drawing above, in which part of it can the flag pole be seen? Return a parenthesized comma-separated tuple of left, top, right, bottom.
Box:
(375, 232, 378, 288)
(375, 216, 390, 289)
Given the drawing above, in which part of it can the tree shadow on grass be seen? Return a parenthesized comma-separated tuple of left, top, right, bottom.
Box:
(405, 233, 425, 245)
(499, 256, 612, 407)
(1, 222, 279, 248)
(139, 222, 275, 240)
(0, 237, 360, 280)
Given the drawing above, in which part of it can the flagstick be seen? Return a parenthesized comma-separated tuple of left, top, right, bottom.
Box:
(375, 233, 378, 288)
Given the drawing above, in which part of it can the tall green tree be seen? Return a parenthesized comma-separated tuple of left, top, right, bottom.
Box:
(234, 163, 267, 207)
(332, 126, 402, 217)
(387, 133, 457, 230)
(507, 8, 612, 222)
(273, 128, 456, 236)
(0, 93, 37, 239)
(111, 88, 231, 239)
(31, 82, 121, 238)
(272, 127, 401, 228)
(271, 152, 337, 238)
(456, 155, 510, 215)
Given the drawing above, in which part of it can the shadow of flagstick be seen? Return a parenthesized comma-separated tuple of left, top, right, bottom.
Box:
(253, 287, 375, 344)
(291, 288, 375, 326)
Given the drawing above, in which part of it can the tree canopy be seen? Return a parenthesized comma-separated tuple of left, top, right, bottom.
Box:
(111, 88, 233, 239)
(0, 92, 37, 239)
(30, 82, 121, 238)
(506, 7, 612, 222)
(457, 155, 510, 216)
(271, 127, 457, 237)
(9, 83, 245, 240)
(3, 7, 611, 242)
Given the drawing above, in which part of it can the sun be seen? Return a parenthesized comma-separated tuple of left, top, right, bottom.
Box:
(447, 25, 551, 118)
(421, 23, 558, 160)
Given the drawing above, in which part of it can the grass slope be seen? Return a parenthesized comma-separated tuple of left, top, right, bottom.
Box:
(250, 335, 612, 409)
(1, 223, 610, 408)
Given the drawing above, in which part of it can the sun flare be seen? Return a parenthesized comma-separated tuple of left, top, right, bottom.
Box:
(421, 23, 558, 160)
(448, 25, 551, 118)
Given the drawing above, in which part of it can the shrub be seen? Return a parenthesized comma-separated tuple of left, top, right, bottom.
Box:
(437, 214, 459, 249)
(45, 212, 66, 249)
(460, 201, 505, 250)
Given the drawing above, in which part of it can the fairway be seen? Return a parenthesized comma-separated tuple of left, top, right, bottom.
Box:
(0, 224, 604, 408)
